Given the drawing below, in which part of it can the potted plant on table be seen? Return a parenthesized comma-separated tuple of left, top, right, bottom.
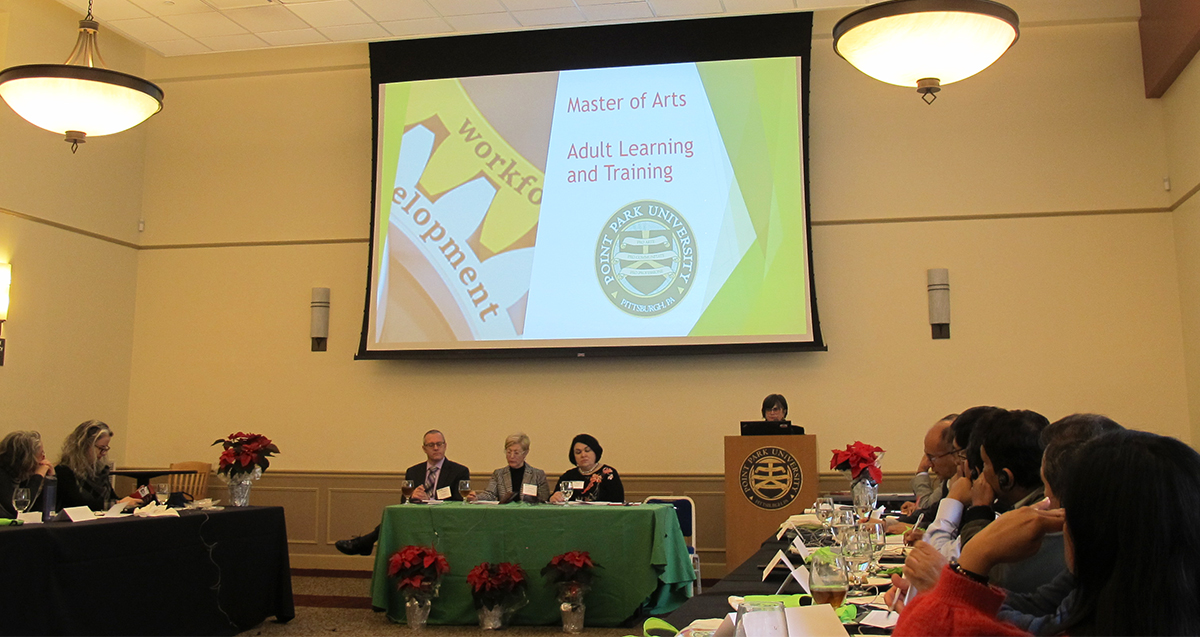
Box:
(541, 551, 599, 634)
(388, 545, 449, 630)
(467, 561, 529, 629)
(211, 432, 280, 506)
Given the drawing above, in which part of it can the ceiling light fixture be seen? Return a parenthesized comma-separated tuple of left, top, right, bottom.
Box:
(833, 0, 1019, 104)
(0, 0, 164, 152)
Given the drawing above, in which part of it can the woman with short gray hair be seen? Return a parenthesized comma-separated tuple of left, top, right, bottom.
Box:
(0, 430, 53, 517)
(467, 433, 549, 503)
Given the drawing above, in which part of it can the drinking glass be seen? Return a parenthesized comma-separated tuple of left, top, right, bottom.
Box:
(861, 519, 887, 572)
(401, 480, 416, 504)
(12, 487, 31, 514)
(155, 482, 171, 505)
(831, 509, 856, 544)
(458, 480, 471, 501)
(734, 600, 789, 637)
(815, 497, 835, 538)
(560, 483, 574, 503)
(840, 526, 874, 588)
(808, 550, 848, 608)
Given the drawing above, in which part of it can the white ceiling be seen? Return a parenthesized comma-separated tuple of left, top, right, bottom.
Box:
(52, 0, 871, 57)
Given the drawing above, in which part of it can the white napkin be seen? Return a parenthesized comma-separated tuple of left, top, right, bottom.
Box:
(134, 503, 180, 517)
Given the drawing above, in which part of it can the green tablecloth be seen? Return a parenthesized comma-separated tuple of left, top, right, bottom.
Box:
(369, 502, 694, 626)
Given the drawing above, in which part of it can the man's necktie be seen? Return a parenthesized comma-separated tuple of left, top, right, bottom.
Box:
(425, 465, 439, 494)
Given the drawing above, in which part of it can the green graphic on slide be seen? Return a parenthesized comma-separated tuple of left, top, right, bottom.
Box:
(691, 58, 809, 337)
(375, 82, 411, 274)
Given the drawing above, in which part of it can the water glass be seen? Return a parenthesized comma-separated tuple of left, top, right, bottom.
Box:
(861, 519, 887, 571)
(560, 484, 574, 502)
(814, 497, 835, 536)
(12, 487, 31, 514)
(734, 600, 789, 637)
(831, 508, 856, 544)
(852, 479, 878, 518)
(840, 526, 874, 587)
(155, 482, 171, 505)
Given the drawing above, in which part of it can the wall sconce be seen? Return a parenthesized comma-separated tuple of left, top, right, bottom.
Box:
(0, 262, 10, 365)
(928, 268, 950, 339)
(311, 287, 329, 352)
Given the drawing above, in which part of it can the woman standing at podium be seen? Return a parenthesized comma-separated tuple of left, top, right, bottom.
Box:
(762, 394, 788, 422)
(550, 434, 624, 503)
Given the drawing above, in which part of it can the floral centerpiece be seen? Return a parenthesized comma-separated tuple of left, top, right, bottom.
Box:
(541, 551, 599, 634)
(212, 432, 280, 506)
(831, 441, 885, 516)
(467, 562, 528, 629)
(389, 545, 450, 630)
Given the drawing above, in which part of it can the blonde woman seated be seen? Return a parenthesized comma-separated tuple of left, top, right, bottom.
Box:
(467, 433, 550, 504)
(56, 420, 141, 511)
(0, 431, 55, 517)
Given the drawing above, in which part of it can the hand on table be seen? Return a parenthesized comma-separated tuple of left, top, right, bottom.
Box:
(884, 575, 912, 613)
(118, 496, 142, 509)
(900, 501, 917, 515)
(958, 507, 1065, 576)
(411, 486, 428, 502)
(465, 491, 477, 502)
(903, 527, 925, 545)
(549, 491, 566, 504)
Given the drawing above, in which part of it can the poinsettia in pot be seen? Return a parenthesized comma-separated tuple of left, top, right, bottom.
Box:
(467, 561, 529, 629)
(541, 551, 599, 634)
(830, 441, 885, 517)
(388, 545, 449, 630)
(211, 432, 279, 506)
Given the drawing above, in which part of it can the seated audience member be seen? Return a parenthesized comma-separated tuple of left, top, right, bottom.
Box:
(336, 430, 470, 556)
(56, 420, 140, 511)
(467, 432, 549, 503)
(921, 408, 1053, 588)
(895, 430, 1200, 636)
(996, 413, 1123, 635)
(0, 431, 54, 517)
(898, 414, 959, 518)
(549, 434, 623, 503)
(906, 406, 1001, 542)
(762, 394, 788, 422)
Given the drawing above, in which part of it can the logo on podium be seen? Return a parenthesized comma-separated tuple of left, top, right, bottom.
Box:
(739, 446, 803, 510)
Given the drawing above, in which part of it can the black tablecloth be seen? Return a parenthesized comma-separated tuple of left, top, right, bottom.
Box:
(664, 536, 796, 628)
(0, 506, 294, 636)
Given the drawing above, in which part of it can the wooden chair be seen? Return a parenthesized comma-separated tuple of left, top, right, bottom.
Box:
(168, 461, 212, 500)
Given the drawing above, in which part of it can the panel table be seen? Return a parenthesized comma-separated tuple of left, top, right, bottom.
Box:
(369, 502, 694, 626)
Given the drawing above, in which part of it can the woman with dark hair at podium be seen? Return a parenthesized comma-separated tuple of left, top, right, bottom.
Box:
(762, 394, 788, 422)
(549, 434, 624, 503)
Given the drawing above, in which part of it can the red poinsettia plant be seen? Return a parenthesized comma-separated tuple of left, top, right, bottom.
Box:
(830, 441, 885, 484)
(467, 561, 528, 609)
(540, 550, 599, 586)
(212, 432, 280, 478)
(388, 545, 450, 593)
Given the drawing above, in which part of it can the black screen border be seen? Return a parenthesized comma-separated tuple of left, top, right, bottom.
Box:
(358, 12, 825, 360)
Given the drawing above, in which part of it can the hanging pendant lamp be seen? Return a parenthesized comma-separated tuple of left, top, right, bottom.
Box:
(0, 0, 164, 151)
(833, 0, 1019, 103)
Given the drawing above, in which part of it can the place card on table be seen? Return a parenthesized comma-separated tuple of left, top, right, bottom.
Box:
(16, 511, 41, 524)
(62, 506, 96, 522)
(860, 609, 900, 628)
(761, 549, 809, 594)
(713, 606, 849, 637)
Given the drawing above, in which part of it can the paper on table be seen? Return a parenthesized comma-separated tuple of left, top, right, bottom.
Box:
(473, 500, 499, 505)
(713, 606, 850, 637)
(791, 535, 811, 559)
(860, 610, 899, 628)
(104, 502, 126, 517)
(62, 506, 96, 522)
(16, 511, 41, 524)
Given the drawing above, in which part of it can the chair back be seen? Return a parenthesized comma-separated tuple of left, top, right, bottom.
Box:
(169, 461, 212, 499)
(644, 496, 695, 539)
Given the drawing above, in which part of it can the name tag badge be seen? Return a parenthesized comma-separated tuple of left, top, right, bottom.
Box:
(570, 481, 585, 490)
(435, 486, 452, 500)
(522, 483, 538, 497)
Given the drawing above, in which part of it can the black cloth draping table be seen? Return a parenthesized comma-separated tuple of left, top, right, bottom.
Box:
(665, 535, 795, 628)
(0, 505, 294, 635)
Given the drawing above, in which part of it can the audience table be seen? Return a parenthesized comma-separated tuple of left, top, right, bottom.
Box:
(0, 505, 294, 635)
(369, 501, 694, 626)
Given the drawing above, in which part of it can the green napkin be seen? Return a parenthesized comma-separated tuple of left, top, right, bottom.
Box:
(0, 518, 23, 526)
(742, 594, 812, 608)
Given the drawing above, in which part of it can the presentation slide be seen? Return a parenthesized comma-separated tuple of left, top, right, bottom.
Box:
(366, 56, 813, 353)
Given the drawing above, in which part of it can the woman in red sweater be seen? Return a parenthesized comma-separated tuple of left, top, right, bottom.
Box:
(895, 430, 1200, 636)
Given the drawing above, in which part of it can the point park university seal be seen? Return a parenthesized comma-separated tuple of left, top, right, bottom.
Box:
(739, 447, 803, 510)
(595, 200, 695, 317)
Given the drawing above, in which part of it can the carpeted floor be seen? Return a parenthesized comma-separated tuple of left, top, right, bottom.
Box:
(237, 570, 633, 637)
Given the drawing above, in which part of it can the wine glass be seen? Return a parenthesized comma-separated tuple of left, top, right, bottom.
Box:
(401, 480, 416, 504)
(831, 508, 856, 544)
(808, 550, 848, 608)
(734, 600, 789, 637)
(852, 484, 876, 519)
(155, 482, 171, 505)
(861, 519, 888, 573)
(815, 497, 835, 538)
(458, 480, 471, 501)
(560, 483, 574, 503)
(12, 487, 31, 515)
(840, 526, 874, 588)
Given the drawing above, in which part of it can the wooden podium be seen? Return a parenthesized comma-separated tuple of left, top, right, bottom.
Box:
(724, 435, 819, 569)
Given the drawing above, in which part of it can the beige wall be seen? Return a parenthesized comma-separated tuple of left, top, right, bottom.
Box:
(0, 0, 146, 463)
